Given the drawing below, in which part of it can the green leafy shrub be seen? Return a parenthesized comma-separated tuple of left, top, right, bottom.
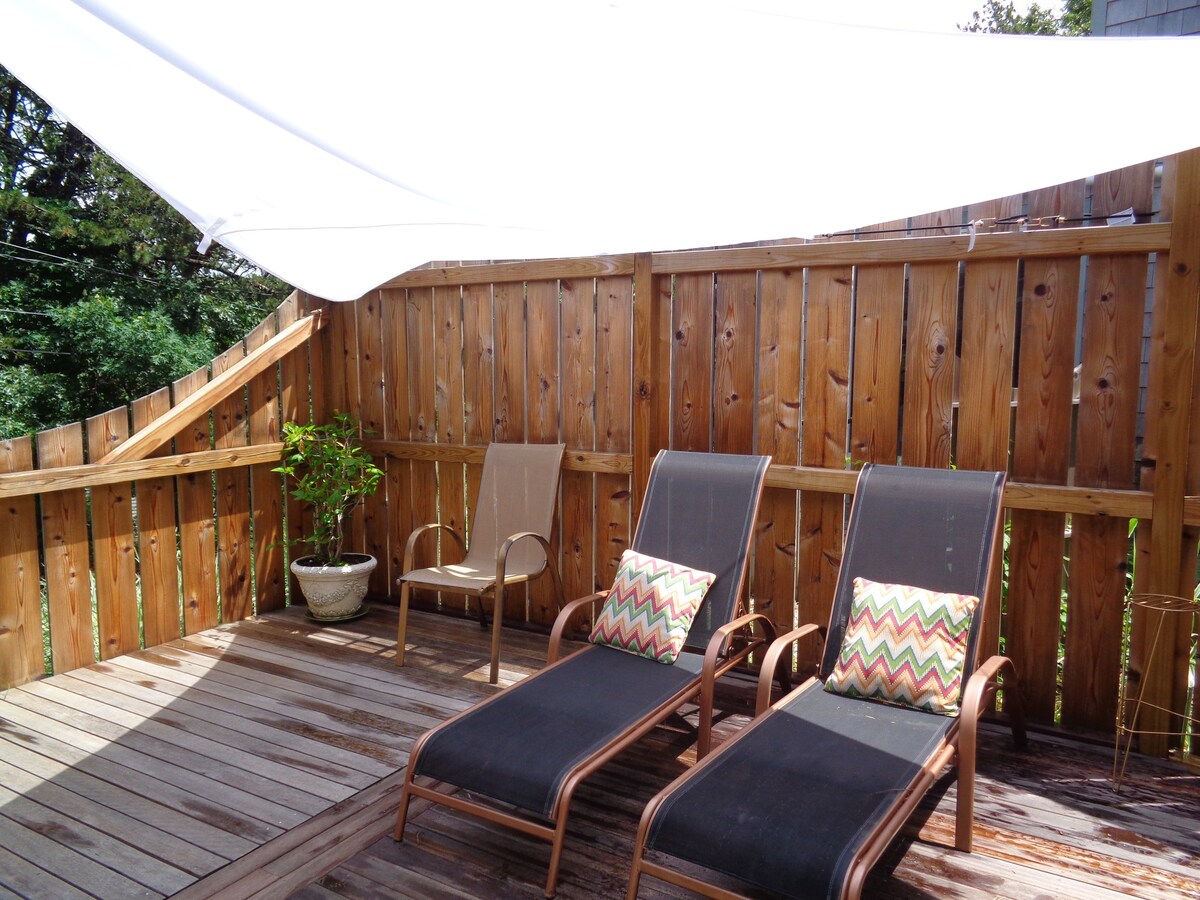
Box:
(273, 413, 383, 566)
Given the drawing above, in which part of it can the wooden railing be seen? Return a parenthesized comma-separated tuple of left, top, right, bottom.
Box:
(3, 151, 1199, 758)
(0, 292, 320, 687)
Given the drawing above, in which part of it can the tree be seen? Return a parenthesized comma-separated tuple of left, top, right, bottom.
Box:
(959, 0, 1093, 35)
(0, 64, 287, 437)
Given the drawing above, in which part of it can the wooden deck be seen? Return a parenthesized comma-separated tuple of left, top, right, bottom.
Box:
(0, 606, 1197, 899)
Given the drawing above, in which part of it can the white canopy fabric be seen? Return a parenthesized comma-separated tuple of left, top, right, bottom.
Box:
(2, 0, 1198, 302)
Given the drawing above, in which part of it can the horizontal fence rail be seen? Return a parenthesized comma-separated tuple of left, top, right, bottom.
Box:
(2, 153, 1199, 760)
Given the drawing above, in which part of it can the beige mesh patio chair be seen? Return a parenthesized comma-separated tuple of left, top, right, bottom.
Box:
(396, 442, 565, 684)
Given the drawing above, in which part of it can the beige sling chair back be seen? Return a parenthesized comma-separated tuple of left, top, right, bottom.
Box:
(396, 442, 565, 684)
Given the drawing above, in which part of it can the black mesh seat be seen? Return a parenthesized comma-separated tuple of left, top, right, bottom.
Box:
(646, 686, 954, 897)
(629, 464, 1027, 900)
(415, 646, 705, 818)
(396, 450, 773, 898)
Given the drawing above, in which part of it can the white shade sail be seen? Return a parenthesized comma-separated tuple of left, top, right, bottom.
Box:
(2, 0, 1198, 302)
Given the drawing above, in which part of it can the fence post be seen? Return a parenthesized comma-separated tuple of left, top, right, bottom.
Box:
(1139, 148, 1200, 754)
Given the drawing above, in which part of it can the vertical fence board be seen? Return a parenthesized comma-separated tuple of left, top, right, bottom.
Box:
(755, 270, 801, 641)
(0, 437, 44, 687)
(213, 344, 253, 624)
(526, 280, 562, 625)
(356, 291, 390, 595)
(901, 262, 958, 468)
(655, 271, 673, 475)
(325, 300, 357, 417)
(246, 313, 285, 613)
(1008, 180, 1086, 724)
(463, 283, 496, 533)
(957, 260, 1018, 471)
(336, 301, 367, 552)
(278, 296, 312, 603)
(493, 281, 528, 621)
(713, 272, 757, 455)
(382, 288, 412, 602)
(131, 389, 181, 643)
(527, 280, 560, 443)
(850, 265, 905, 466)
(494, 283, 527, 445)
(632, 256, 671, 519)
(86, 409, 139, 659)
(561, 276, 596, 615)
(671, 273, 714, 452)
(957, 258, 1019, 661)
(434, 284, 467, 612)
(302, 297, 327, 427)
(173, 368, 218, 634)
(407, 287, 439, 612)
(37, 424, 94, 672)
(1011, 256, 1084, 722)
(798, 267, 852, 649)
(1064, 163, 1154, 732)
(596, 276, 633, 595)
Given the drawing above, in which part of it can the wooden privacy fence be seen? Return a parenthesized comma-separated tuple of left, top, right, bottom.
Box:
(0, 293, 320, 684)
(2, 150, 1200, 757)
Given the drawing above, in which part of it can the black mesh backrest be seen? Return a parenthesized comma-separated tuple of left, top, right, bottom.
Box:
(631, 450, 771, 652)
(819, 464, 1006, 681)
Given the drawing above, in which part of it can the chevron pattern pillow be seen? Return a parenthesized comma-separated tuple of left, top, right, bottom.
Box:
(825, 576, 980, 715)
(589, 549, 716, 664)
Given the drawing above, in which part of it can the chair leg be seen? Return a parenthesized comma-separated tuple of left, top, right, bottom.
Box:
(489, 583, 505, 684)
(476, 591, 489, 630)
(544, 815, 570, 898)
(394, 776, 414, 841)
(626, 832, 648, 899)
(396, 581, 412, 667)
(955, 741, 977, 852)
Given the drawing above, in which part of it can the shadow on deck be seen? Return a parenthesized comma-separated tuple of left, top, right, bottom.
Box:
(0, 605, 1196, 899)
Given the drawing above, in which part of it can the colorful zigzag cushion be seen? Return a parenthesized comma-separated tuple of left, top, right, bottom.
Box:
(589, 549, 715, 664)
(825, 576, 980, 715)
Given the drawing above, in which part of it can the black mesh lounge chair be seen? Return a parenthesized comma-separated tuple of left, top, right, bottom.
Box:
(396, 441, 565, 684)
(395, 450, 774, 897)
(627, 464, 1027, 900)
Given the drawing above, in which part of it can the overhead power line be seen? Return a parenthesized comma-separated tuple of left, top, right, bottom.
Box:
(0, 241, 165, 286)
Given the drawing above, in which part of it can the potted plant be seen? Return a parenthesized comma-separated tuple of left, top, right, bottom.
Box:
(274, 412, 384, 620)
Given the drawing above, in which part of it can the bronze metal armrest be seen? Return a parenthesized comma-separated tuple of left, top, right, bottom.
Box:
(401, 522, 466, 574)
(547, 590, 608, 663)
(755, 623, 823, 716)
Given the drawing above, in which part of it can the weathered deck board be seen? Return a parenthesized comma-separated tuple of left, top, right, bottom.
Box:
(0, 606, 1197, 900)
(0, 606, 528, 898)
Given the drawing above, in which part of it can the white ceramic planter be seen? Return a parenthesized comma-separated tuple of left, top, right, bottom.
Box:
(291, 553, 377, 619)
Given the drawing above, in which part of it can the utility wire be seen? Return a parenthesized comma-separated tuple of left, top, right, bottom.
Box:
(0, 238, 279, 293)
(0, 242, 165, 286)
(0, 346, 72, 356)
(818, 211, 1158, 239)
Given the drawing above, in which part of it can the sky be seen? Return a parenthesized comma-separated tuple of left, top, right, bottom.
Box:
(742, 0, 1041, 33)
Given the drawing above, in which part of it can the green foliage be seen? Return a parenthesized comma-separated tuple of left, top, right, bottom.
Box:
(960, 0, 1092, 35)
(273, 413, 384, 566)
(0, 361, 66, 437)
(50, 295, 214, 417)
(1, 64, 286, 437)
(1057, 0, 1094, 34)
